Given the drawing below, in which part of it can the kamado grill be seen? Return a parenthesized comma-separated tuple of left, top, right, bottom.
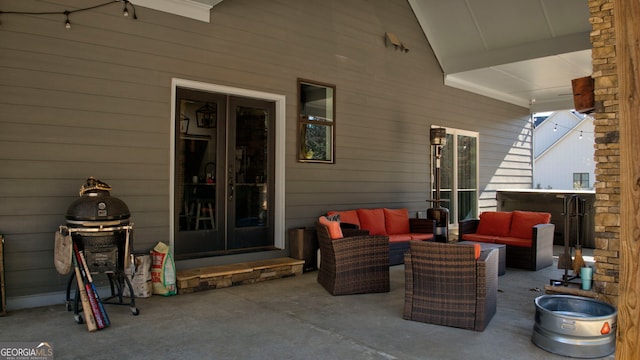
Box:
(60, 177, 139, 326)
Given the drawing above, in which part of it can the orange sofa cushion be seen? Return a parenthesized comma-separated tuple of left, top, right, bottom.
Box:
(389, 234, 412, 242)
(410, 233, 434, 241)
(383, 208, 410, 235)
(327, 210, 360, 228)
(494, 236, 532, 248)
(476, 211, 512, 237)
(318, 216, 343, 240)
(460, 233, 497, 243)
(509, 210, 551, 240)
(357, 208, 386, 235)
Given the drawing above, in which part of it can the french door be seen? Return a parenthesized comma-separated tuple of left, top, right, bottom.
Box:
(174, 88, 275, 259)
(433, 127, 479, 224)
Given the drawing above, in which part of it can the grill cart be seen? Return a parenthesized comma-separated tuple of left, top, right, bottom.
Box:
(61, 177, 139, 326)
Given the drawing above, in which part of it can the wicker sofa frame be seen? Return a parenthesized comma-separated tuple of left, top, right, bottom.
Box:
(388, 218, 436, 265)
(325, 209, 435, 266)
(458, 218, 554, 271)
(403, 241, 498, 331)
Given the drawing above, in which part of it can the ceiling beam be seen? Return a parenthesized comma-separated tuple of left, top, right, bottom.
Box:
(444, 74, 530, 108)
(445, 74, 576, 112)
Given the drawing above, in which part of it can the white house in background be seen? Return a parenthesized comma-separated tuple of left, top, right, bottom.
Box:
(533, 110, 595, 190)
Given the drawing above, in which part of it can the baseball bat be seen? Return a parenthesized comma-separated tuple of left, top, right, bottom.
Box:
(85, 283, 106, 329)
(73, 244, 106, 329)
(73, 254, 98, 332)
(78, 250, 110, 327)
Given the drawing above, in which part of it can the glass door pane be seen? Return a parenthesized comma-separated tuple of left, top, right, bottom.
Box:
(227, 97, 275, 250)
(174, 89, 225, 257)
(457, 135, 477, 221)
(437, 134, 454, 219)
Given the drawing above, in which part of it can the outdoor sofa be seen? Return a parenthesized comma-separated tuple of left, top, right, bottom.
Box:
(458, 210, 554, 271)
(326, 208, 435, 265)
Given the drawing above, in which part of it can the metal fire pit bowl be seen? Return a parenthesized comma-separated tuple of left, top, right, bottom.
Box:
(532, 295, 617, 358)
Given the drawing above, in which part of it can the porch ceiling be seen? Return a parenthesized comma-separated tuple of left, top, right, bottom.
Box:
(408, 0, 593, 112)
(154, 0, 593, 113)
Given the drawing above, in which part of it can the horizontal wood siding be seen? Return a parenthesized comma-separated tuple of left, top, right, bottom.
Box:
(0, 0, 529, 302)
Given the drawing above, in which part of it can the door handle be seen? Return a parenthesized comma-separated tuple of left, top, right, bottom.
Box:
(228, 166, 234, 200)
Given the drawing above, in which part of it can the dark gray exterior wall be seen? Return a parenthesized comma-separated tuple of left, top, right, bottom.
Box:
(0, 0, 530, 309)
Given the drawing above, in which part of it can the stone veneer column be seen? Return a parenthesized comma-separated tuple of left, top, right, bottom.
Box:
(589, 0, 619, 305)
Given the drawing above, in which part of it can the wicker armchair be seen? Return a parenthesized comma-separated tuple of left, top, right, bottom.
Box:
(316, 222, 390, 295)
(403, 241, 498, 331)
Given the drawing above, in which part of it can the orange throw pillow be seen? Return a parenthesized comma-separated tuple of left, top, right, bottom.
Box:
(318, 216, 343, 239)
(508, 210, 551, 240)
(476, 211, 512, 236)
(356, 208, 386, 235)
(384, 208, 410, 235)
(327, 210, 360, 228)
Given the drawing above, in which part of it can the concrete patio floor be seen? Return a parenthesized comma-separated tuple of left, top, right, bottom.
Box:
(0, 247, 614, 360)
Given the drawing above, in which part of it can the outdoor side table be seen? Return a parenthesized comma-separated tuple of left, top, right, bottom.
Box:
(458, 241, 506, 276)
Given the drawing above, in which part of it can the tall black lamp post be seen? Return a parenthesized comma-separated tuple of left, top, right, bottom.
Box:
(427, 128, 449, 242)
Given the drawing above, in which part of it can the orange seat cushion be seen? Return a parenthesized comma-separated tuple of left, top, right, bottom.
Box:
(494, 236, 532, 248)
(356, 208, 386, 235)
(410, 233, 433, 241)
(460, 234, 497, 243)
(383, 208, 410, 235)
(327, 210, 360, 228)
(389, 234, 412, 242)
(318, 216, 343, 240)
(509, 210, 551, 240)
(476, 211, 512, 236)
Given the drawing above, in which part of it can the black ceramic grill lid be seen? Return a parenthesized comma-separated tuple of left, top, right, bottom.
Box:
(65, 178, 130, 221)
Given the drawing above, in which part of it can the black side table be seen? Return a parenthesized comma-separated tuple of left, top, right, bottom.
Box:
(288, 227, 318, 272)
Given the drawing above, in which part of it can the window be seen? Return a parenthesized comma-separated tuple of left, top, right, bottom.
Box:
(432, 127, 479, 224)
(573, 173, 589, 189)
(297, 79, 335, 163)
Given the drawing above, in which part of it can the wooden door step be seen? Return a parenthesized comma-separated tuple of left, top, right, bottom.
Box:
(176, 257, 304, 294)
